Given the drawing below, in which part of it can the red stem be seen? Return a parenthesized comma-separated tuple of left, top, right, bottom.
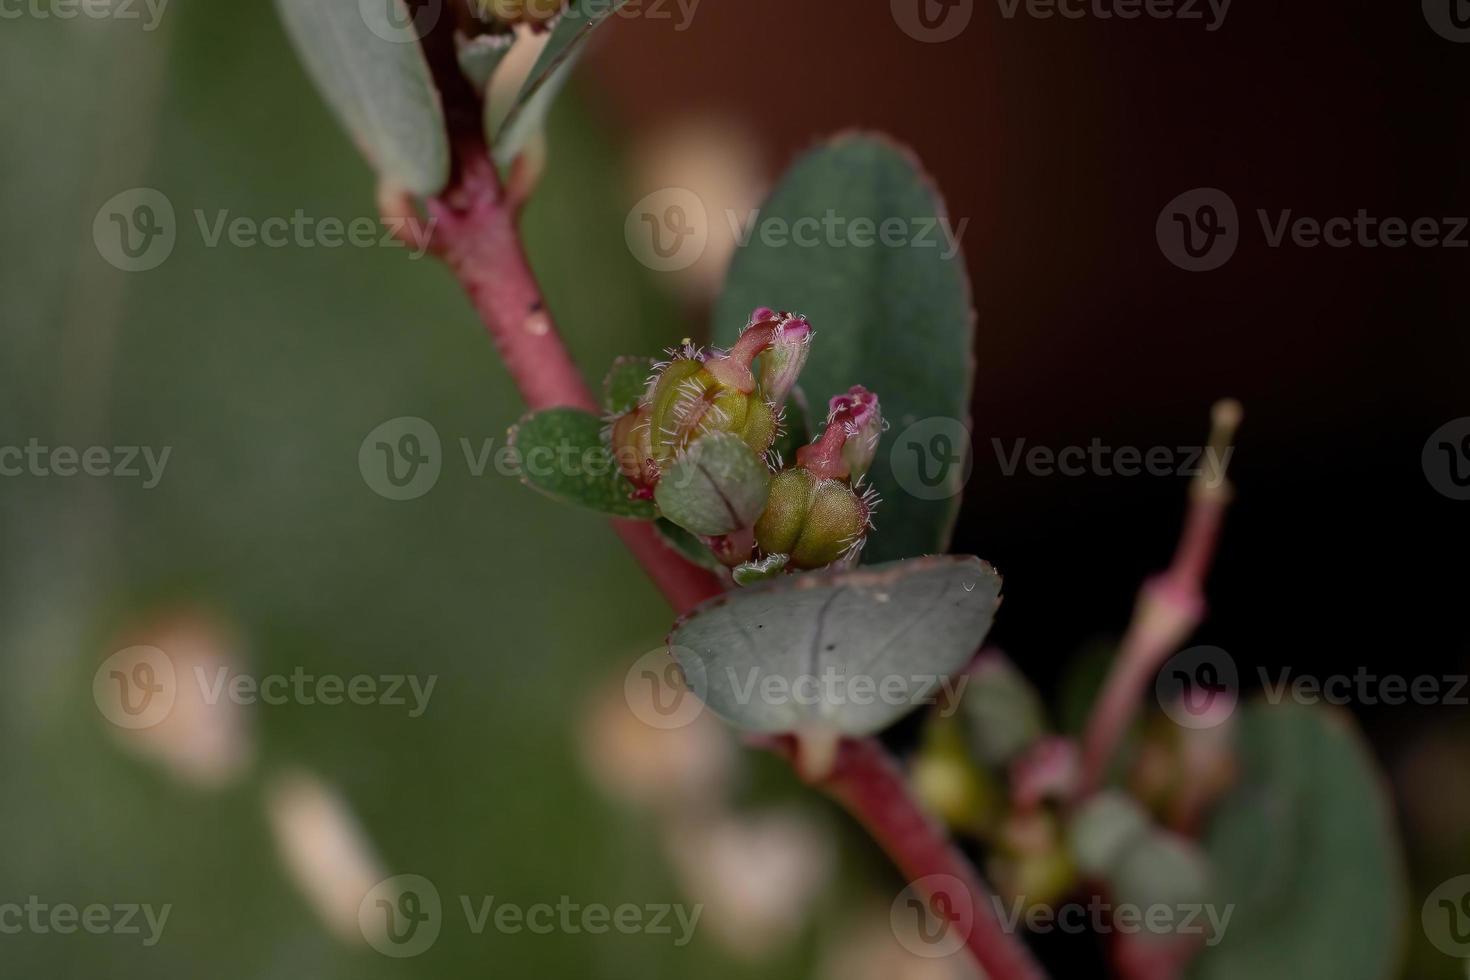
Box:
(419, 139, 1043, 980)
(815, 737, 1049, 980)
(425, 147, 724, 613)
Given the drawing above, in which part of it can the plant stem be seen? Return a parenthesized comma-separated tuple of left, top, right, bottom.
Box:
(1078, 400, 1241, 795)
(423, 145, 725, 613)
(812, 736, 1049, 980)
(417, 136, 1044, 980)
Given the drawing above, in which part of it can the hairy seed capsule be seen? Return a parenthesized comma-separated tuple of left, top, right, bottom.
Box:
(755, 469, 869, 570)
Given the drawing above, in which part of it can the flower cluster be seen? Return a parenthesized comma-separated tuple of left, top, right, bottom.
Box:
(608, 309, 883, 581)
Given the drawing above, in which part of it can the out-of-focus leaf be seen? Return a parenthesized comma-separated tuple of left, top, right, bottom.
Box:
(489, 0, 629, 166)
(274, 0, 450, 194)
(458, 32, 514, 92)
(1187, 701, 1407, 980)
(962, 655, 1047, 766)
(508, 408, 654, 518)
(669, 556, 1000, 736)
(714, 134, 974, 562)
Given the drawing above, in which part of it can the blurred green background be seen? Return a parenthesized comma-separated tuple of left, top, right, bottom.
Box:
(0, 5, 868, 978)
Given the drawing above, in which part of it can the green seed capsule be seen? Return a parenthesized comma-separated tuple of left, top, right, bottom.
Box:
(755, 469, 869, 569)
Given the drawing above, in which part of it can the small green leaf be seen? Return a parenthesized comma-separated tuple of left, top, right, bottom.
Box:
(1068, 791, 1150, 879)
(733, 553, 788, 586)
(489, 0, 629, 166)
(668, 556, 1001, 736)
(507, 408, 654, 519)
(603, 356, 655, 415)
(654, 518, 724, 572)
(714, 135, 975, 562)
(1187, 701, 1408, 980)
(654, 432, 770, 537)
(275, 0, 450, 195)
(962, 655, 1048, 766)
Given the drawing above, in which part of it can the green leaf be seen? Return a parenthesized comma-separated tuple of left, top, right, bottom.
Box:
(603, 356, 655, 415)
(274, 0, 450, 195)
(714, 135, 974, 563)
(668, 556, 1001, 736)
(653, 518, 724, 572)
(654, 432, 770, 537)
(1187, 700, 1407, 980)
(489, 0, 629, 167)
(962, 655, 1048, 766)
(507, 408, 654, 519)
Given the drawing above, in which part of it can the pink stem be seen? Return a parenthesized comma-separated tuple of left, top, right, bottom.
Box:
(810, 737, 1049, 980)
(1078, 402, 1240, 795)
(423, 146, 724, 613)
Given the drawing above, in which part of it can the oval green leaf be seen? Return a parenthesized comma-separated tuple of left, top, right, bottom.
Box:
(507, 408, 654, 519)
(603, 355, 655, 415)
(668, 555, 1001, 736)
(275, 0, 450, 196)
(1187, 700, 1407, 980)
(714, 135, 975, 563)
